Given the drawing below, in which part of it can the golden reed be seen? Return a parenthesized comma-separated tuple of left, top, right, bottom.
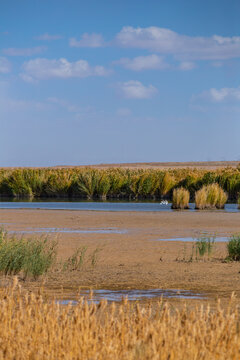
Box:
(0, 279, 240, 359)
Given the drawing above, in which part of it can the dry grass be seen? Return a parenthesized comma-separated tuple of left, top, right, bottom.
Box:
(0, 280, 240, 359)
(171, 187, 190, 209)
(195, 183, 228, 209)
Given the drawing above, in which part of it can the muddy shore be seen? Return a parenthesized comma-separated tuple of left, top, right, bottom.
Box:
(0, 209, 240, 307)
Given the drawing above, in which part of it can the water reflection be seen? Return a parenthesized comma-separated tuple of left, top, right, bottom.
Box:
(57, 288, 206, 305)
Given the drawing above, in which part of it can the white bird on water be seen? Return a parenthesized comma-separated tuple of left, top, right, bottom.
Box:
(160, 200, 168, 205)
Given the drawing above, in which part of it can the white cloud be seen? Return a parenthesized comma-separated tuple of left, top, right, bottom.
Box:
(117, 80, 158, 99)
(195, 86, 240, 102)
(35, 33, 63, 41)
(115, 26, 240, 60)
(209, 87, 240, 102)
(114, 54, 169, 71)
(178, 61, 196, 70)
(21, 58, 110, 81)
(20, 73, 37, 84)
(69, 33, 105, 48)
(0, 57, 11, 73)
(3, 46, 46, 56)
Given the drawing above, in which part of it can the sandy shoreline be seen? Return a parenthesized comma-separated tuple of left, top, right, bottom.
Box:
(1, 209, 240, 306)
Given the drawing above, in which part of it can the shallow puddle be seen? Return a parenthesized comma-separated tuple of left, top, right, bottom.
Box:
(57, 288, 206, 305)
(9, 227, 127, 234)
(152, 237, 229, 242)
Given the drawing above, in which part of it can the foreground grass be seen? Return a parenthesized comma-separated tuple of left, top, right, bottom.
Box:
(0, 281, 239, 359)
(0, 229, 103, 279)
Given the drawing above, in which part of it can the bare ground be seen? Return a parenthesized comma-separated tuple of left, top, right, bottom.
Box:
(1, 209, 240, 308)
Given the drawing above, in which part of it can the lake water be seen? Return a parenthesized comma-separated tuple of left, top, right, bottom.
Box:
(0, 200, 239, 212)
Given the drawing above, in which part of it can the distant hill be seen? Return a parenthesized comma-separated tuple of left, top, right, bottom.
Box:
(53, 161, 240, 170)
(1, 161, 239, 170)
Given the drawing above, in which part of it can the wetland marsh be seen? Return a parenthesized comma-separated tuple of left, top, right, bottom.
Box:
(1, 166, 240, 359)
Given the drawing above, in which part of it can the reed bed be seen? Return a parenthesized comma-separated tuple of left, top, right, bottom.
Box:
(171, 187, 190, 209)
(0, 167, 239, 200)
(0, 281, 240, 359)
(195, 183, 228, 209)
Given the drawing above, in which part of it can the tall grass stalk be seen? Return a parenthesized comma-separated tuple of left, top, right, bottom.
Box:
(90, 246, 102, 267)
(1, 282, 240, 359)
(195, 183, 228, 209)
(227, 234, 240, 261)
(195, 235, 215, 258)
(63, 246, 87, 271)
(171, 187, 190, 209)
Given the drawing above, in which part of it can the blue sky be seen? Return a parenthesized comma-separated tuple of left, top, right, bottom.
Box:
(1, 0, 240, 166)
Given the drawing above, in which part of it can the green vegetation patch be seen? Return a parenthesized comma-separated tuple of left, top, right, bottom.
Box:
(227, 234, 240, 261)
(0, 229, 57, 279)
(0, 167, 239, 201)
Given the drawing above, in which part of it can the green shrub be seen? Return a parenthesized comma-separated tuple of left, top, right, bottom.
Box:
(0, 170, 33, 198)
(0, 229, 57, 279)
(73, 170, 99, 199)
(44, 171, 73, 197)
(172, 187, 190, 209)
(227, 234, 240, 261)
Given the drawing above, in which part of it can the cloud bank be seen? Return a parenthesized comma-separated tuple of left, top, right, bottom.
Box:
(21, 58, 110, 81)
(115, 26, 240, 60)
(114, 54, 169, 71)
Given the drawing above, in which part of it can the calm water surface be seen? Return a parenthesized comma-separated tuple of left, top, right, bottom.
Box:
(57, 288, 206, 305)
(0, 200, 239, 212)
